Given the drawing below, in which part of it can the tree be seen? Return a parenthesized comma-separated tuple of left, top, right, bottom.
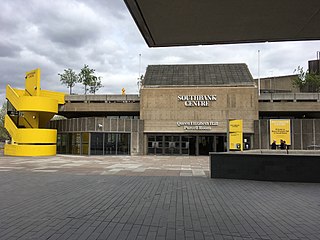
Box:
(293, 66, 320, 92)
(0, 101, 9, 141)
(58, 68, 78, 94)
(88, 76, 103, 94)
(78, 64, 97, 95)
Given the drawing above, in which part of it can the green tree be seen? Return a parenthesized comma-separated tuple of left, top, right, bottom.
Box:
(89, 76, 103, 94)
(58, 68, 78, 94)
(78, 64, 96, 94)
(293, 66, 320, 92)
(0, 101, 9, 141)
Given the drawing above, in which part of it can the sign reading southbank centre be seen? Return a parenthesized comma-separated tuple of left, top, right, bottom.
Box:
(178, 95, 217, 107)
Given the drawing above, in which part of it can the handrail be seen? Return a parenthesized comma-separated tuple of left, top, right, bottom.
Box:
(6, 85, 20, 109)
(259, 93, 320, 101)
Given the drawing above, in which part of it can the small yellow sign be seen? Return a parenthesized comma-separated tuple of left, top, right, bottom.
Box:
(270, 119, 291, 145)
(229, 119, 243, 151)
(25, 69, 41, 96)
(229, 119, 243, 132)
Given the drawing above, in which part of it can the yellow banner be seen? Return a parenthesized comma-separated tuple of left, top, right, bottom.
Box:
(229, 119, 243, 132)
(229, 119, 243, 151)
(270, 119, 291, 145)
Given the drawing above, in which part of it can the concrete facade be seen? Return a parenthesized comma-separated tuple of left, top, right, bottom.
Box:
(50, 63, 320, 155)
(49, 117, 144, 155)
(257, 75, 300, 93)
(140, 86, 258, 134)
(254, 119, 320, 150)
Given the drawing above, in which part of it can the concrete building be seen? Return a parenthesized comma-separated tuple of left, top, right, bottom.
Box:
(50, 62, 320, 156)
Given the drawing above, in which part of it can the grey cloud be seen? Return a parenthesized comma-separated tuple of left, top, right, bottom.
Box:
(1, 0, 320, 106)
(0, 41, 21, 57)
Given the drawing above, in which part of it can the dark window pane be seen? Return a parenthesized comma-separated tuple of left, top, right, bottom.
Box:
(91, 133, 103, 155)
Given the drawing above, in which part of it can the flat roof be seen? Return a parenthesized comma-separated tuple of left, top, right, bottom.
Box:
(124, 0, 320, 47)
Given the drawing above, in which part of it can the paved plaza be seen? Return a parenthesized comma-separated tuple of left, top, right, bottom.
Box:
(0, 152, 320, 239)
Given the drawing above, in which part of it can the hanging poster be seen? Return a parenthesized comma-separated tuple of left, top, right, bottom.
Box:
(270, 119, 291, 145)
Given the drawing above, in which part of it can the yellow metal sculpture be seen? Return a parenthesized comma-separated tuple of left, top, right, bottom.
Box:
(4, 69, 65, 156)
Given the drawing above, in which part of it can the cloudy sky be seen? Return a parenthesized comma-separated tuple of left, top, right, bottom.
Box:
(1, 0, 320, 105)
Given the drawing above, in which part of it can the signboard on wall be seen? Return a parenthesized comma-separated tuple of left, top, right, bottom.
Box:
(176, 121, 218, 131)
(177, 95, 217, 107)
(229, 119, 243, 151)
(270, 119, 291, 145)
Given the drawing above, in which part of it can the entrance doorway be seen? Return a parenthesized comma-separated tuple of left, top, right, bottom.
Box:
(147, 134, 227, 156)
(189, 136, 196, 155)
(198, 136, 214, 155)
(216, 135, 227, 152)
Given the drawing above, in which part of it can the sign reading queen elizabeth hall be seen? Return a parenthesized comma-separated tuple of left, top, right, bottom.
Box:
(178, 95, 217, 107)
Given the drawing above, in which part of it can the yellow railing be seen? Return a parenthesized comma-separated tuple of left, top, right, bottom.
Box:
(5, 115, 57, 144)
(4, 69, 65, 156)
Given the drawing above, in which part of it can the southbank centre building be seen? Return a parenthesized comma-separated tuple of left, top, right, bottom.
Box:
(50, 62, 320, 156)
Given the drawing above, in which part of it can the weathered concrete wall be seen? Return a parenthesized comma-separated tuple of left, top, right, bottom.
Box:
(59, 94, 140, 118)
(140, 86, 259, 133)
(256, 75, 299, 93)
(254, 119, 320, 150)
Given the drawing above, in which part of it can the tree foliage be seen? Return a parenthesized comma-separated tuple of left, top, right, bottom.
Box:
(78, 64, 102, 94)
(293, 66, 320, 92)
(58, 68, 78, 94)
(0, 101, 9, 141)
(89, 76, 103, 94)
(58, 65, 103, 95)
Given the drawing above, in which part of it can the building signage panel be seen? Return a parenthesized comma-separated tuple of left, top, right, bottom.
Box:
(177, 121, 218, 130)
(229, 119, 243, 151)
(269, 119, 291, 145)
(178, 95, 217, 107)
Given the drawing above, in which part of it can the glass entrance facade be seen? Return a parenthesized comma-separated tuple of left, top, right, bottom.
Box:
(91, 133, 131, 155)
(57, 133, 89, 155)
(147, 134, 227, 155)
(57, 133, 130, 155)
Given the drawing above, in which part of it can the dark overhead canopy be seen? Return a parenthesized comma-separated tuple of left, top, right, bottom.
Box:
(124, 0, 320, 47)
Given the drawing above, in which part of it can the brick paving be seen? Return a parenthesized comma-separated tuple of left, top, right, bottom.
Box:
(0, 154, 209, 177)
(0, 152, 320, 239)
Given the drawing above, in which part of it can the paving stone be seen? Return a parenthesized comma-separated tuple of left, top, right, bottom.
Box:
(0, 154, 319, 240)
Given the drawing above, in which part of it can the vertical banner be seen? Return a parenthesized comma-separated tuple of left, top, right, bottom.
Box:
(229, 119, 243, 151)
(269, 119, 291, 145)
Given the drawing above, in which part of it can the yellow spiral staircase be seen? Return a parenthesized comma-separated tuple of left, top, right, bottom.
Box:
(4, 69, 65, 156)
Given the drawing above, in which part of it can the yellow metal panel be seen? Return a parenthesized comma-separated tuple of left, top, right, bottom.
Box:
(5, 115, 57, 143)
(18, 96, 58, 113)
(25, 69, 41, 96)
(13, 88, 25, 97)
(16, 129, 57, 144)
(4, 144, 56, 156)
(6, 86, 58, 113)
(6, 85, 20, 109)
(21, 112, 39, 128)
